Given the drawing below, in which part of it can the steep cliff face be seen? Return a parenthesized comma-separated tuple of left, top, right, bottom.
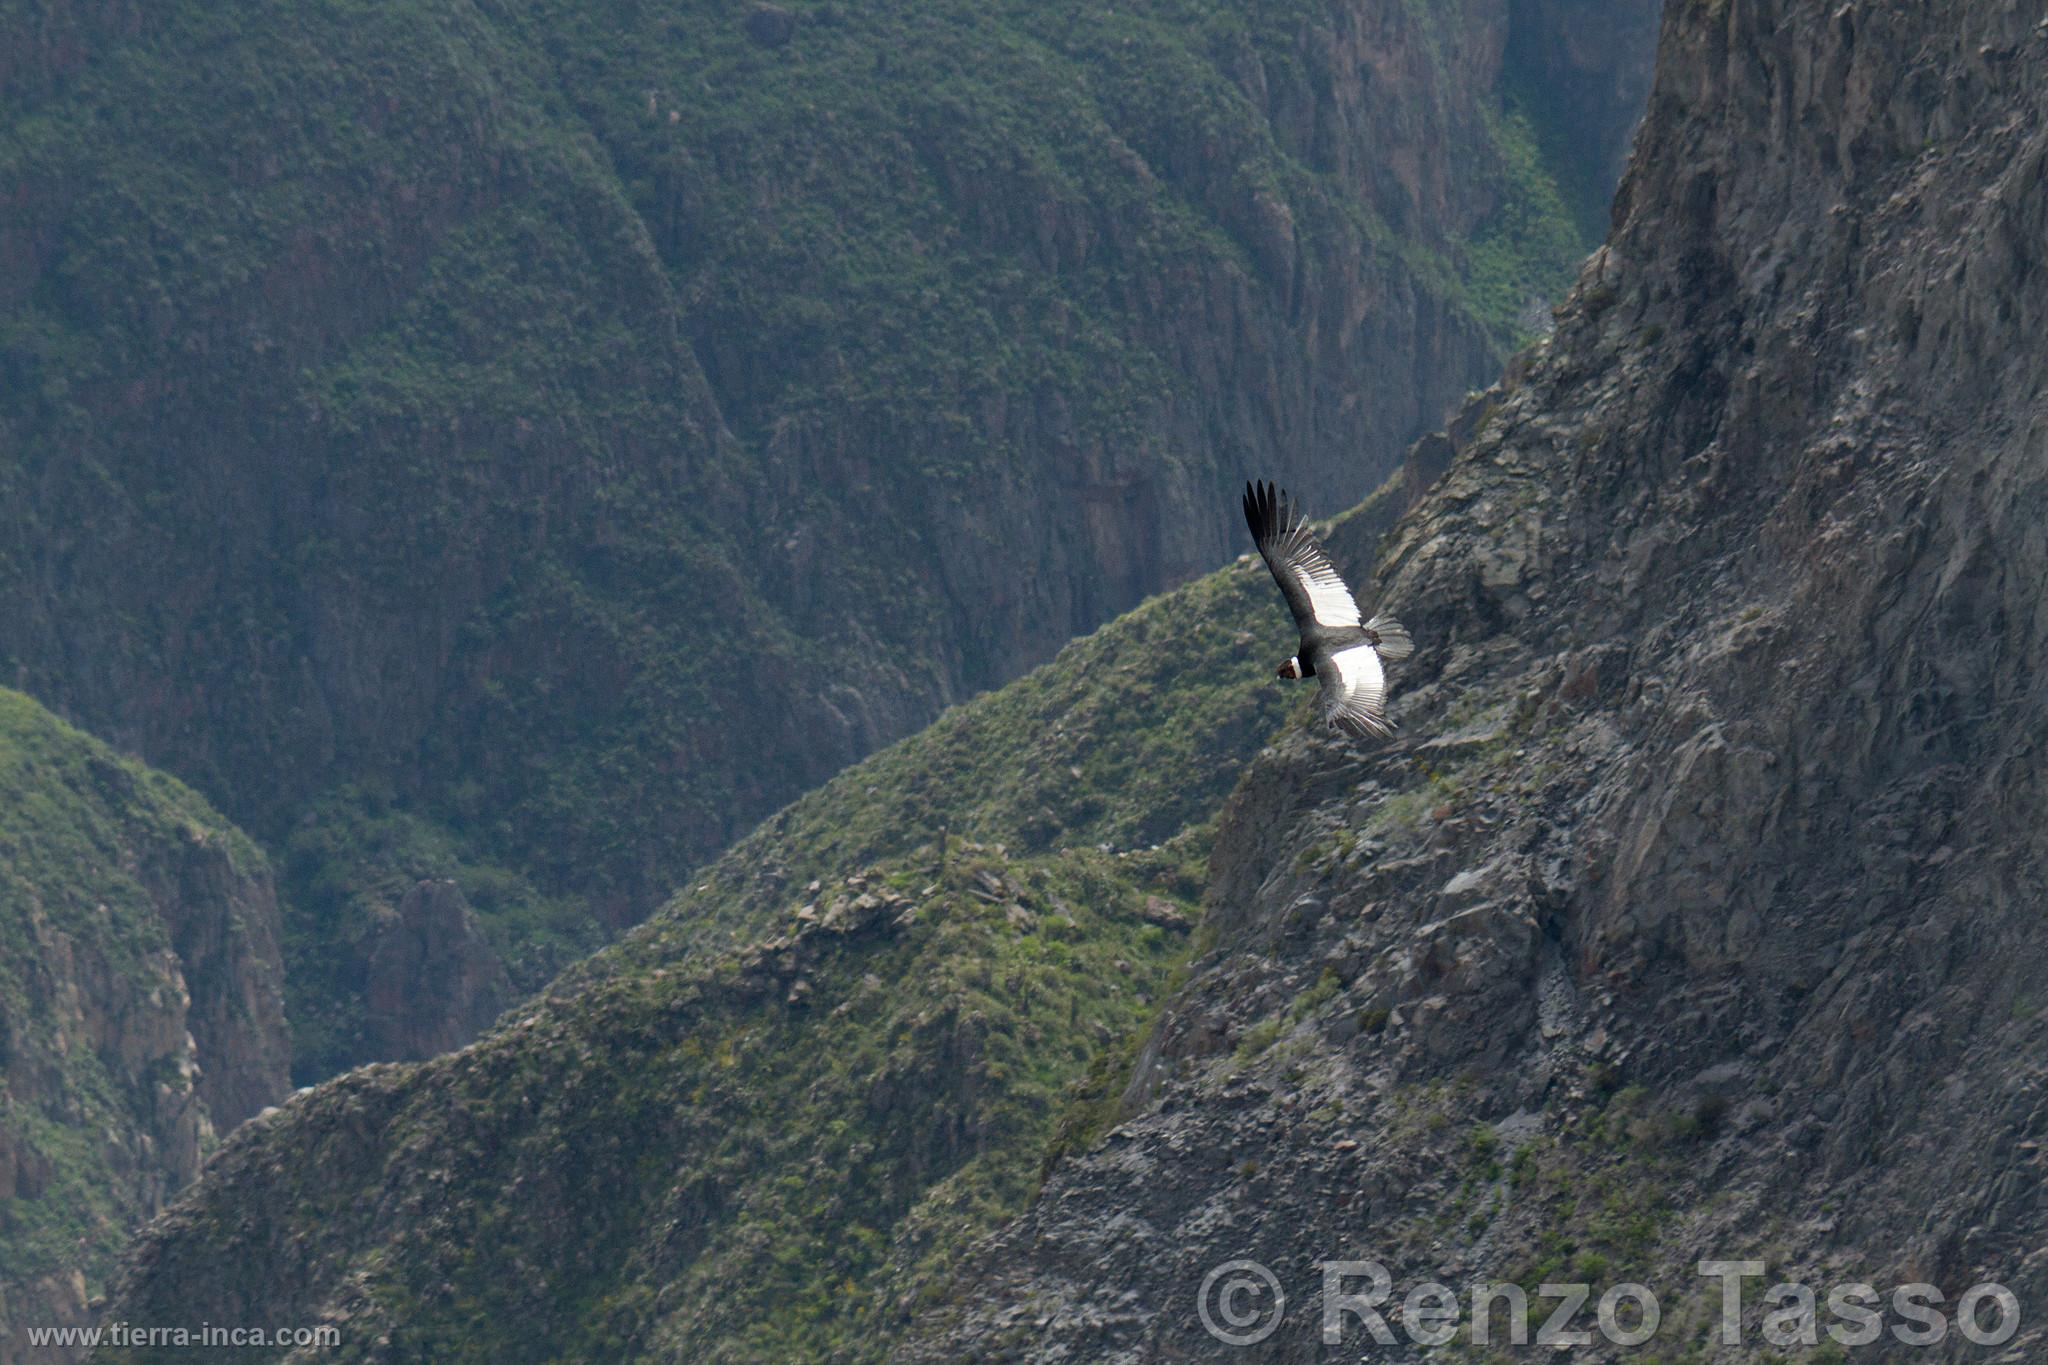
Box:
(0, 690, 288, 1363)
(904, 0, 2048, 1358)
(0, 0, 1655, 1073)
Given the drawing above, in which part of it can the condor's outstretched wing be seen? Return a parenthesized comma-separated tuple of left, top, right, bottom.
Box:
(1242, 480, 1361, 633)
(1316, 639, 1394, 738)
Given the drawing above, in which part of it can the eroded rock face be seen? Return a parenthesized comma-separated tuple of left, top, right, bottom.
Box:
(0, 692, 288, 1364)
(911, 2, 2048, 1359)
(150, 824, 292, 1132)
(363, 880, 513, 1062)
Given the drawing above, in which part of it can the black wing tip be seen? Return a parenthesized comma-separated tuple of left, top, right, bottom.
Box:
(1244, 478, 1271, 542)
(1243, 478, 1297, 544)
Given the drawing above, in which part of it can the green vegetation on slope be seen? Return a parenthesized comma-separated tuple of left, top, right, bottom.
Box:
(636, 559, 1287, 955)
(277, 789, 604, 1079)
(340, 846, 1198, 1363)
(610, 464, 1408, 966)
(107, 476, 1411, 1361)
(2, 0, 1610, 1076)
(0, 689, 272, 1301)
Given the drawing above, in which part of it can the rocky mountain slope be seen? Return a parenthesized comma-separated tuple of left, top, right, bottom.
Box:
(0, 0, 1655, 1076)
(0, 689, 287, 1362)
(98, 0, 2048, 1360)
(91, 478, 1415, 1361)
(902, 0, 2048, 1358)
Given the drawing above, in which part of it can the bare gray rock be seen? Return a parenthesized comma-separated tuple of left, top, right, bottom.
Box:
(912, 1, 2048, 1359)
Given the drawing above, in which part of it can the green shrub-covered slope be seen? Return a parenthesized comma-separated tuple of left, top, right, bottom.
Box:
(1, 0, 1623, 1076)
(106, 481, 1408, 1362)
(0, 688, 284, 1325)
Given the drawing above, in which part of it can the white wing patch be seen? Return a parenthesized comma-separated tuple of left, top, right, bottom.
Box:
(1275, 525, 1362, 629)
(1317, 640, 1393, 738)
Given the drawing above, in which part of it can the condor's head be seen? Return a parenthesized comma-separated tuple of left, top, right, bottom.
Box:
(1276, 656, 1305, 679)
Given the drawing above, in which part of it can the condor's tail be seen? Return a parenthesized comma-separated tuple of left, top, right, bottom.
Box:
(1366, 612, 1412, 662)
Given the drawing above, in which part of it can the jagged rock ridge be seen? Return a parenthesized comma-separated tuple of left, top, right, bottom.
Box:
(70, 0, 2048, 1360)
(95, 0, 2048, 1356)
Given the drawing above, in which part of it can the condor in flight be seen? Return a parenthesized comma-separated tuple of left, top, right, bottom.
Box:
(1243, 480, 1412, 739)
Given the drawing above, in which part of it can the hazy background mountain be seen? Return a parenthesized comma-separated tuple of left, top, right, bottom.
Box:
(0, 0, 1658, 1083)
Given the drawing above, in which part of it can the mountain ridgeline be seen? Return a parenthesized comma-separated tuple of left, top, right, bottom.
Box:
(0, 0, 1658, 1079)
(97, 0, 2048, 1361)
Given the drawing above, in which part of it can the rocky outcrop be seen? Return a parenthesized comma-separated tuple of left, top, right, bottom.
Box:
(362, 880, 513, 1062)
(73, 0, 2048, 1358)
(905, 1, 2048, 1359)
(0, 0, 1658, 1073)
(0, 690, 288, 1364)
(150, 817, 292, 1134)
(89, 540, 1337, 1359)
